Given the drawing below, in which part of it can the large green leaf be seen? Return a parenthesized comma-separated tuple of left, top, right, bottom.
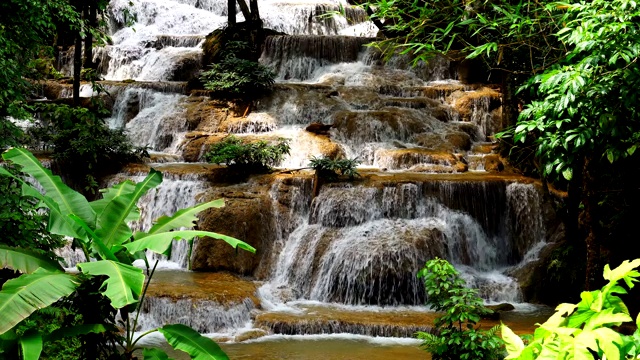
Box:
(68, 214, 118, 262)
(1, 167, 85, 239)
(146, 199, 225, 235)
(0, 245, 63, 274)
(77, 260, 144, 309)
(502, 323, 525, 359)
(0, 271, 80, 335)
(94, 170, 162, 248)
(126, 231, 255, 256)
(143, 348, 172, 360)
(90, 180, 140, 223)
(159, 324, 229, 360)
(19, 332, 42, 360)
(2, 148, 96, 228)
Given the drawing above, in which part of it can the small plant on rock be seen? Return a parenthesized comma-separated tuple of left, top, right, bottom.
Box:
(199, 41, 275, 99)
(308, 156, 361, 180)
(205, 135, 290, 172)
(416, 258, 504, 360)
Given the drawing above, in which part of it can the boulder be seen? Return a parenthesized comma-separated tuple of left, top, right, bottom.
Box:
(305, 122, 333, 135)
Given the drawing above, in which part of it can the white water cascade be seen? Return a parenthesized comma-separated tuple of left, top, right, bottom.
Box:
(48, 0, 557, 351)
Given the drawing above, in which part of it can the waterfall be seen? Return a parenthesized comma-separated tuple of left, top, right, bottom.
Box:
(57, 0, 558, 344)
(263, 180, 545, 306)
(137, 296, 255, 332)
(108, 87, 189, 155)
(131, 174, 207, 269)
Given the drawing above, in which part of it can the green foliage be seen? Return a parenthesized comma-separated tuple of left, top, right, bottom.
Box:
(199, 41, 275, 99)
(0, 0, 80, 118)
(365, 0, 564, 71)
(0, 165, 65, 265)
(27, 103, 148, 194)
(205, 135, 290, 172)
(0, 148, 256, 359)
(416, 258, 504, 360)
(308, 156, 361, 180)
(503, 0, 640, 182)
(503, 259, 640, 359)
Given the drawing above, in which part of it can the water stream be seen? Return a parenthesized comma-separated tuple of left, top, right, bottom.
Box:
(53, 0, 555, 355)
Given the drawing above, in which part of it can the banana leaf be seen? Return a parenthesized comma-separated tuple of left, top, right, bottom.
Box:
(0, 271, 80, 335)
(76, 260, 144, 309)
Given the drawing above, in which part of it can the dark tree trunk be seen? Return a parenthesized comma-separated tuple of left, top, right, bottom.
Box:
(84, 2, 97, 69)
(73, 33, 83, 106)
(249, 0, 261, 25)
(582, 158, 609, 290)
(228, 0, 236, 26)
(236, 0, 251, 22)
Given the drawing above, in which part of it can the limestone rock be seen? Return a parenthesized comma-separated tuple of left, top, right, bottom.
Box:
(375, 148, 467, 173)
(305, 122, 333, 135)
(234, 329, 268, 342)
(483, 154, 505, 172)
(192, 184, 274, 275)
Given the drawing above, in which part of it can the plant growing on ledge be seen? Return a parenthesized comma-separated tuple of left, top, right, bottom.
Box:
(309, 156, 361, 180)
(205, 135, 290, 172)
(416, 258, 504, 360)
(199, 41, 275, 99)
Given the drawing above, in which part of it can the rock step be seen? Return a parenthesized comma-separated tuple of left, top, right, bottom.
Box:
(254, 305, 436, 337)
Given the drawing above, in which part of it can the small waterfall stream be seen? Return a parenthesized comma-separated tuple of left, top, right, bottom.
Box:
(50, 0, 556, 352)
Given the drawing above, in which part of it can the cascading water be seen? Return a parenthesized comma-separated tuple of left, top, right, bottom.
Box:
(51, 0, 558, 350)
(262, 180, 544, 307)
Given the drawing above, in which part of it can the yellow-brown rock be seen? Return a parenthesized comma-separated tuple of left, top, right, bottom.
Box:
(375, 148, 467, 173)
(483, 154, 505, 172)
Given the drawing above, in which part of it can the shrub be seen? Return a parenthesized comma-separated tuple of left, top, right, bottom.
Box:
(309, 156, 361, 180)
(205, 135, 290, 172)
(199, 41, 275, 99)
(502, 258, 640, 359)
(416, 258, 504, 360)
(28, 103, 148, 194)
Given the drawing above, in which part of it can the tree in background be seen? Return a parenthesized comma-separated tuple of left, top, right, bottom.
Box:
(0, 0, 80, 146)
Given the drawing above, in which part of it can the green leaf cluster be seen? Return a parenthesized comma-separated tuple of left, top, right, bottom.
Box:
(0, 148, 255, 359)
(205, 135, 290, 172)
(25, 103, 148, 194)
(416, 258, 504, 359)
(199, 41, 275, 99)
(504, 0, 640, 182)
(308, 156, 361, 180)
(503, 259, 640, 359)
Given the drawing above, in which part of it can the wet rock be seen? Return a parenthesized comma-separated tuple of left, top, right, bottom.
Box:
(170, 52, 202, 81)
(234, 329, 268, 342)
(192, 184, 274, 275)
(254, 305, 437, 337)
(449, 86, 501, 123)
(445, 131, 472, 151)
(484, 154, 505, 172)
(306, 122, 333, 135)
(375, 148, 467, 173)
(486, 303, 516, 312)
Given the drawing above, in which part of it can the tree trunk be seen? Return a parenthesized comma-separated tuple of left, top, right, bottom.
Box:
(582, 157, 609, 290)
(236, 0, 251, 22)
(73, 33, 83, 106)
(249, 0, 261, 25)
(83, 2, 97, 69)
(228, 0, 236, 26)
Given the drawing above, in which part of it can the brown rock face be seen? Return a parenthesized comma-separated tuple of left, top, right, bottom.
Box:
(375, 148, 467, 173)
(484, 154, 505, 172)
(305, 122, 333, 135)
(192, 184, 274, 275)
